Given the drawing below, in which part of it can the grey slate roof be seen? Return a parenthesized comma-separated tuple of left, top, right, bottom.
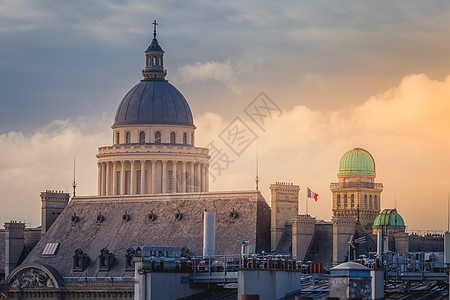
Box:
(22, 191, 270, 278)
(114, 80, 194, 127)
(304, 222, 333, 267)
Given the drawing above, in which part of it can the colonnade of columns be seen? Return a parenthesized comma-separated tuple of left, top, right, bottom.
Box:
(98, 159, 209, 196)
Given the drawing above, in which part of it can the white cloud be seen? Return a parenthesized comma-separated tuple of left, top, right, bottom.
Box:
(1, 73, 449, 231)
(0, 117, 110, 226)
(196, 73, 450, 230)
(175, 60, 242, 94)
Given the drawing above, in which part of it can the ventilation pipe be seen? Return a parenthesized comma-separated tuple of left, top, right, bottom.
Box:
(203, 211, 215, 257)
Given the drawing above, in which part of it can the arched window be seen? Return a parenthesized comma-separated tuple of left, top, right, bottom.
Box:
(351, 194, 354, 208)
(337, 195, 341, 208)
(374, 195, 378, 209)
(153, 56, 157, 66)
(126, 132, 131, 144)
(139, 131, 145, 144)
(116, 132, 120, 144)
(369, 195, 373, 209)
(170, 132, 176, 144)
(191, 134, 194, 145)
(155, 131, 161, 144)
(183, 133, 187, 144)
(364, 195, 367, 208)
(344, 194, 348, 208)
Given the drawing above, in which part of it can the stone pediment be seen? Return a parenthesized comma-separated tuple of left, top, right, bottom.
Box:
(7, 263, 62, 289)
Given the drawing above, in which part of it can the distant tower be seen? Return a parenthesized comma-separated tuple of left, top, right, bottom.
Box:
(41, 190, 70, 236)
(270, 182, 300, 251)
(330, 148, 383, 228)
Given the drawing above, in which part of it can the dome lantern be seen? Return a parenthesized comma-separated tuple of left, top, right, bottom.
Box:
(142, 20, 167, 80)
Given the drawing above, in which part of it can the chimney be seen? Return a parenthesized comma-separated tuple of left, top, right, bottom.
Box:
(41, 190, 70, 236)
(4, 221, 25, 277)
(203, 211, 216, 257)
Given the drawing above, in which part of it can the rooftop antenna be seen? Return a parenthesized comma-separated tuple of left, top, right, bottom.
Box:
(153, 20, 158, 39)
(394, 194, 397, 210)
(357, 204, 360, 223)
(255, 146, 259, 191)
(72, 156, 77, 198)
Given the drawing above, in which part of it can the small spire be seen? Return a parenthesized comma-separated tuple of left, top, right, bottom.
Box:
(72, 156, 77, 198)
(153, 20, 158, 39)
(255, 146, 259, 191)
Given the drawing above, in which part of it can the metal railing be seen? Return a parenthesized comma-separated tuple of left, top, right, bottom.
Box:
(330, 182, 383, 189)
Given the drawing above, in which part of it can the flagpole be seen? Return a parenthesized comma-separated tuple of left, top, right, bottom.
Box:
(306, 188, 308, 215)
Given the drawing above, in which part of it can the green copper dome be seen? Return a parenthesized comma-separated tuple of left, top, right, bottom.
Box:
(338, 148, 375, 176)
(372, 209, 405, 228)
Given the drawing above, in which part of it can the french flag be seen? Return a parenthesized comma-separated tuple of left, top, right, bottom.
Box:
(307, 187, 319, 201)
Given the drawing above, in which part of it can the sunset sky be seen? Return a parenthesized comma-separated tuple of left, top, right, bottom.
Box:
(0, 1, 449, 230)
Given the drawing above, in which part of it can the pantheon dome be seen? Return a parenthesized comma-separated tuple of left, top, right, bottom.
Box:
(97, 23, 210, 196)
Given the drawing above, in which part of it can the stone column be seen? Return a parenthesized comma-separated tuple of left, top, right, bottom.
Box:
(151, 160, 156, 194)
(130, 160, 136, 195)
(189, 162, 195, 192)
(196, 163, 201, 192)
(106, 161, 111, 195)
(140, 160, 146, 194)
(172, 161, 177, 193)
(121, 160, 126, 195)
(201, 164, 206, 192)
(162, 160, 167, 193)
(205, 163, 209, 192)
(97, 162, 102, 195)
(112, 161, 117, 195)
(102, 162, 107, 196)
(181, 161, 187, 193)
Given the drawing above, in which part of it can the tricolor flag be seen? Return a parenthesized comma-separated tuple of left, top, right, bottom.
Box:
(307, 187, 319, 201)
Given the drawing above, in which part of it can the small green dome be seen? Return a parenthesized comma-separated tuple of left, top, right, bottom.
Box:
(338, 148, 375, 176)
(372, 209, 405, 228)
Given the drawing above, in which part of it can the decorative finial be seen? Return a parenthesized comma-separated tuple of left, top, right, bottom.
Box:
(153, 20, 158, 39)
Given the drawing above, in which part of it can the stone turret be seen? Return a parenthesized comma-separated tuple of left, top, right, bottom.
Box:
(270, 182, 299, 251)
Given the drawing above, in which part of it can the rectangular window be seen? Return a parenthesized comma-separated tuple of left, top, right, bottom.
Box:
(125, 171, 131, 195)
(116, 171, 121, 194)
(168, 170, 173, 193)
(137, 170, 141, 194)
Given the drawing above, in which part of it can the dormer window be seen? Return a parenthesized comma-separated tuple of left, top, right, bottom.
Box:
(125, 248, 135, 271)
(73, 249, 90, 272)
(99, 248, 115, 272)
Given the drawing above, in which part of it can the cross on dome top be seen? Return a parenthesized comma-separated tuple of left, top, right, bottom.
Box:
(153, 20, 158, 39)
